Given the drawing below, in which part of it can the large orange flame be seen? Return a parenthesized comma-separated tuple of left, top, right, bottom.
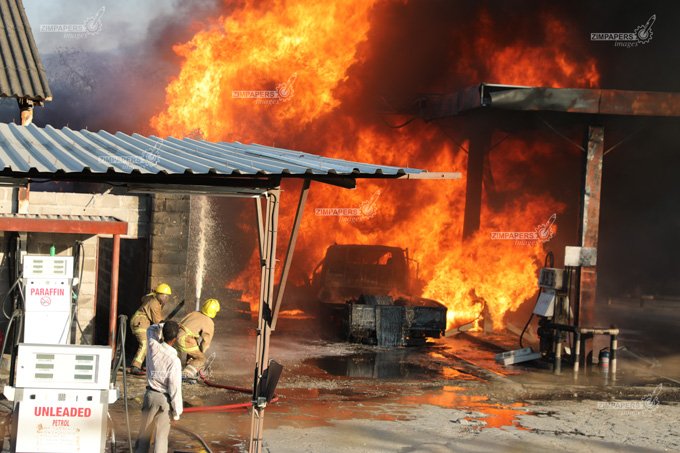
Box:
(151, 1, 598, 330)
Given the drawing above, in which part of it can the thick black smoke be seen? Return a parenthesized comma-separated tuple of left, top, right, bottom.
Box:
(0, 0, 221, 132)
(2, 0, 679, 304)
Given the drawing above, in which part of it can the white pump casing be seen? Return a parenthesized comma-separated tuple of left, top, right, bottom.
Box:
(4, 344, 117, 453)
(22, 255, 74, 344)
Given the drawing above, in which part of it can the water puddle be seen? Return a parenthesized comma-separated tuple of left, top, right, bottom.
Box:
(267, 385, 529, 432)
(306, 350, 439, 379)
(397, 386, 530, 430)
(165, 385, 530, 448)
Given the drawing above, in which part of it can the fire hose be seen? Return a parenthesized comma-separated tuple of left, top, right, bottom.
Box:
(113, 316, 216, 453)
(181, 370, 279, 414)
(112, 321, 279, 451)
(172, 425, 214, 452)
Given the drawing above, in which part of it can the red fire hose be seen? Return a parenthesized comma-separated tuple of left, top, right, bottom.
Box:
(182, 371, 279, 414)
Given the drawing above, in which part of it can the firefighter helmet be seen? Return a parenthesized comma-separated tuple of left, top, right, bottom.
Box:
(201, 298, 220, 318)
(154, 283, 172, 295)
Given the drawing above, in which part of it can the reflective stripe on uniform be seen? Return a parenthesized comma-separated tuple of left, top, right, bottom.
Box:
(177, 324, 201, 353)
(179, 323, 200, 339)
(178, 336, 200, 353)
(132, 329, 148, 367)
(130, 312, 146, 329)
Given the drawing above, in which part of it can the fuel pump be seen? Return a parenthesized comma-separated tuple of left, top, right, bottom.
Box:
(507, 247, 619, 377)
(3, 344, 117, 453)
(22, 255, 74, 344)
(1, 251, 119, 452)
(534, 266, 571, 359)
(515, 251, 573, 363)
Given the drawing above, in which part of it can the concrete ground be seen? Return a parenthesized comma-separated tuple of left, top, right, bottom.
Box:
(103, 314, 680, 453)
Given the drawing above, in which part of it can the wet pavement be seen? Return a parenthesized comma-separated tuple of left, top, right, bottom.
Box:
(100, 315, 680, 452)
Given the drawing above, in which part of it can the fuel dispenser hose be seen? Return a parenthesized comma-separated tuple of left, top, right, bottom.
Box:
(112, 314, 134, 453)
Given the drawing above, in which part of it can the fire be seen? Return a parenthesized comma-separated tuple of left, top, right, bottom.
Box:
(151, 0, 377, 142)
(151, 2, 598, 330)
(457, 12, 600, 88)
(278, 309, 314, 320)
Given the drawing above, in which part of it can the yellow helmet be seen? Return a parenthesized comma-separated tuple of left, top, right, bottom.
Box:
(201, 298, 220, 318)
(154, 283, 172, 295)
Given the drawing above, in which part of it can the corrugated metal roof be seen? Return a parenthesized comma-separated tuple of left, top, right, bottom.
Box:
(0, 123, 424, 178)
(0, 212, 127, 234)
(0, 0, 52, 102)
(0, 213, 122, 222)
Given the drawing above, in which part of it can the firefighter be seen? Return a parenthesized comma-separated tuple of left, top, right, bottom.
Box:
(130, 283, 172, 375)
(177, 298, 220, 379)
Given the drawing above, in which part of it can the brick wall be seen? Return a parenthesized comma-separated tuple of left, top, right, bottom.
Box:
(0, 189, 196, 345)
(0, 188, 150, 344)
(148, 194, 191, 313)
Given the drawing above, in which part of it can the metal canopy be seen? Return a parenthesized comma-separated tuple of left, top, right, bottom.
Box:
(0, 123, 439, 191)
(0, 122, 459, 453)
(392, 82, 680, 388)
(409, 83, 680, 120)
(0, 213, 127, 235)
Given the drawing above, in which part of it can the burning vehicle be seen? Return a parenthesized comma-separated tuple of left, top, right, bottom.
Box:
(310, 244, 447, 346)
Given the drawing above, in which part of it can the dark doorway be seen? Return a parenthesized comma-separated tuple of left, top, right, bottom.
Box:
(95, 238, 149, 361)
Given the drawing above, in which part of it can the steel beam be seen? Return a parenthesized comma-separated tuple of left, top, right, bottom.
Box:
(249, 189, 280, 453)
(255, 198, 265, 263)
(0, 216, 128, 235)
(17, 184, 29, 213)
(397, 172, 462, 180)
(462, 131, 490, 239)
(578, 126, 604, 326)
(401, 84, 680, 120)
(271, 179, 310, 330)
(109, 234, 121, 349)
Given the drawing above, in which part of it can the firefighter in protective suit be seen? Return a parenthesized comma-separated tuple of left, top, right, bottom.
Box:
(130, 283, 172, 375)
(177, 298, 220, 379)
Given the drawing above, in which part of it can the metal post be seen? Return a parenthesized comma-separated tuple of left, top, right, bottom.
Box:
(250, 197, 266, 386)
(109, 234, 121, 349)
(249, 189, 280, 453)
(610, 335, 618, 380)
(250, 194, 269, 449)
(581, 335, 588, 373)
(462, 131, 489, 240)
(271, 179, 310, 330)
(255, 198, 265, 262)
(573, 331, 581, 377)
(578, 126, 604, 326)
(571, 267, 581, 330)
(553, 331, 562, 375)
(255, 195, 267, 353)
(17, 184, 29, 214)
